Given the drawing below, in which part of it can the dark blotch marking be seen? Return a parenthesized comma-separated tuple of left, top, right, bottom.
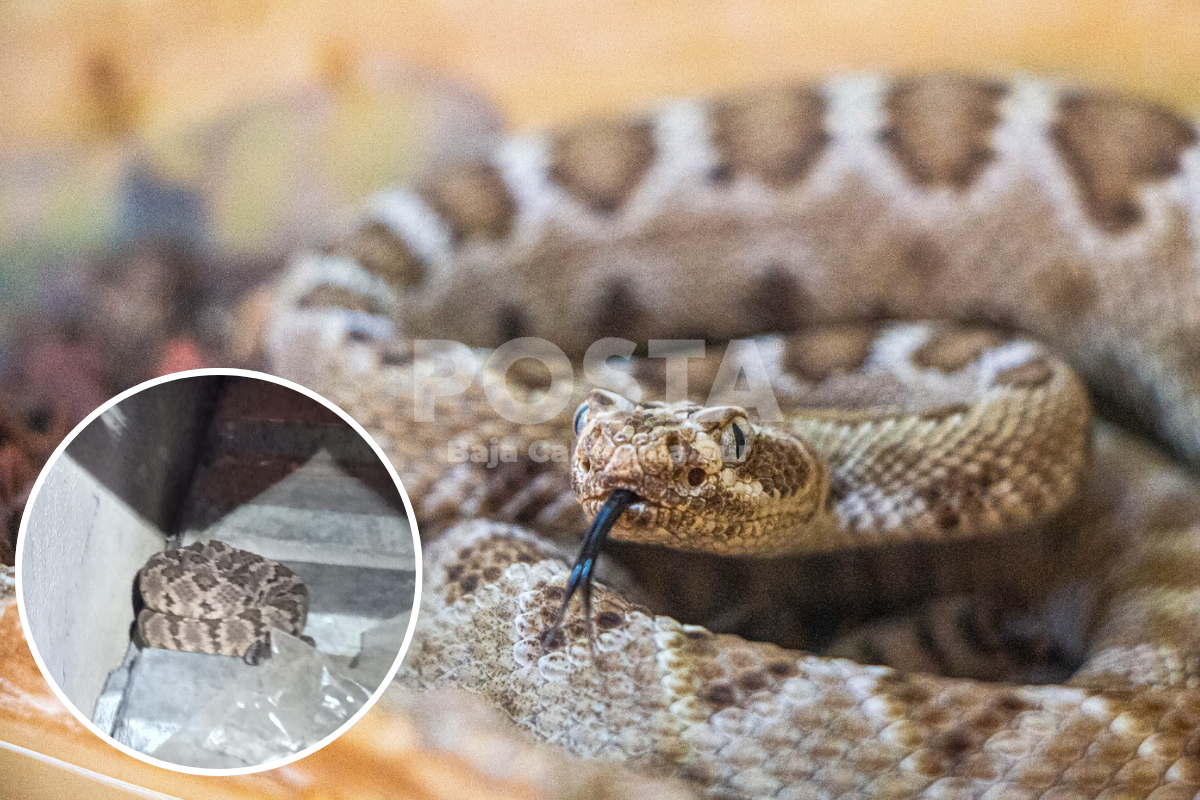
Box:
(738, 671, 768, 692)
(1129, 694, 1171, 716)
(380, 349, 414, 367)
(996, 693, 1031, 713)
(497, 305, 530, 341)
(458, 575, 479, 593)
(506, 358, 553, 393)
(550, 120, 656, 213)
(746, 265, 809, 333)
(590, 278, 641, 339)
(994, 356, 1055, 389)
(1035, 262, 1099, 321)
(544, 586, 566, 601)
(596, 611, 622, 629)
(889, 681, 933, 705)
(326, 221, 426, 287)
(914, 706, 950, 727)
(706, 163, 733, 183)
(913, 460, 1005, 536)
(705, 684, 738, 708)
(711, 85, 828, 188)
(482, 566, 502, 582)
(881, 75, 1006, 189)
(968, 708, 1005, 733)
(767, 660, 798, 677)
(903, 236, 950, 277)
(934, 727, 977, 760)
(962, 302, 1019, 335)
(1052, 90, 1197, 233)
(445, 564, 464, 581)
(913, 328, 1006, 373)
(917, 403, 971, 423)
(1159, 709, 1196, 735)
(920, 484, 962, 531)
(542, 627, 567, 651)
(420, 161, 517, 242)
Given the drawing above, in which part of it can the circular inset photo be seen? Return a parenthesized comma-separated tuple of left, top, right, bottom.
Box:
(14, 369, 420, 774)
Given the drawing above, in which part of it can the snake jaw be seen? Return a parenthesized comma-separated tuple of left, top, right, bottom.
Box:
(578, 491, 652, 533)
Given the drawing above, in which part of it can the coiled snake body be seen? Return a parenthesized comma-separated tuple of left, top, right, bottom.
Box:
(136, 540, 308, 665)
(270, 75, 1200, 796)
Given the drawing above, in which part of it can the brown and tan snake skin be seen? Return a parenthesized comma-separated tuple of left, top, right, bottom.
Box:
(266, 74, 1200, 796)
(136, 540, 308, 664)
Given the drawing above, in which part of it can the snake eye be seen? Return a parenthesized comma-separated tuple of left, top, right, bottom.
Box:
(573, 402, 590, 437)
(720, 417, 752, 462)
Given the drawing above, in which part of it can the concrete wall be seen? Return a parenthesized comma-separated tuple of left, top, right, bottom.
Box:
(21, 378, 218, 718)
(66, 378, 222, 532)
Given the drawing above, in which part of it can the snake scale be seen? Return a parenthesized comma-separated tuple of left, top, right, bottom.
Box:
(135, 540, 308, 664)
(267, 74, 1200, 796)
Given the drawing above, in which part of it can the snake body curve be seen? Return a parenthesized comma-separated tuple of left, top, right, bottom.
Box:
(136, 540, 309, 664)
(267, 74, 1200, 796)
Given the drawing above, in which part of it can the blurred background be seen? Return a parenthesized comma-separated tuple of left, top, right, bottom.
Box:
(1, 0, 1197, 563)
(1, 1, 1199, 795)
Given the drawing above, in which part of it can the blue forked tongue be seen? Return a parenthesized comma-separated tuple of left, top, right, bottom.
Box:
(543, 488, 638, 650)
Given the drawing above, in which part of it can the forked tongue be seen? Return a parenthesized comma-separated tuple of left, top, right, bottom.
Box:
(544, 489, 638, 647)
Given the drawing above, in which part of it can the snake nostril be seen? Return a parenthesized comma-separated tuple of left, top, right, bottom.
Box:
(687, 467, 706, 487)
(580, 455, 591, 472)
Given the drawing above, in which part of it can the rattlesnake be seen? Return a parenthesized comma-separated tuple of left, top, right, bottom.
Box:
(268, 74, 1200, 796)
(135, 540, 308, 665)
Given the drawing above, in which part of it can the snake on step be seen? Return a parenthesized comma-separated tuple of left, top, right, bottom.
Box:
(135, 540, 309, 665)
(266, 74, 1200, 797)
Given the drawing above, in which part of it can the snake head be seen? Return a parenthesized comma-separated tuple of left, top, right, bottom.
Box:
(570, 389, 831, 555)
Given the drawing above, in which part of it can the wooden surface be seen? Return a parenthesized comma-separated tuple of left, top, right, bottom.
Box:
(2, 0, 1199, 149)
(0, 599, 534, 798)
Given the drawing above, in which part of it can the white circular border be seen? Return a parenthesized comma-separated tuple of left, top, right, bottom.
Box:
(13, 368, 423, 777)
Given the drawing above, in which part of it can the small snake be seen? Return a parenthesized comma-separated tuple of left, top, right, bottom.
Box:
(136, 540, 308, 665)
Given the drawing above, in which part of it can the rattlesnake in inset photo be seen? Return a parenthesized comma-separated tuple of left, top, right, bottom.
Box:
(136, 539, 308, 665)
(269, 74, 1200, 796)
